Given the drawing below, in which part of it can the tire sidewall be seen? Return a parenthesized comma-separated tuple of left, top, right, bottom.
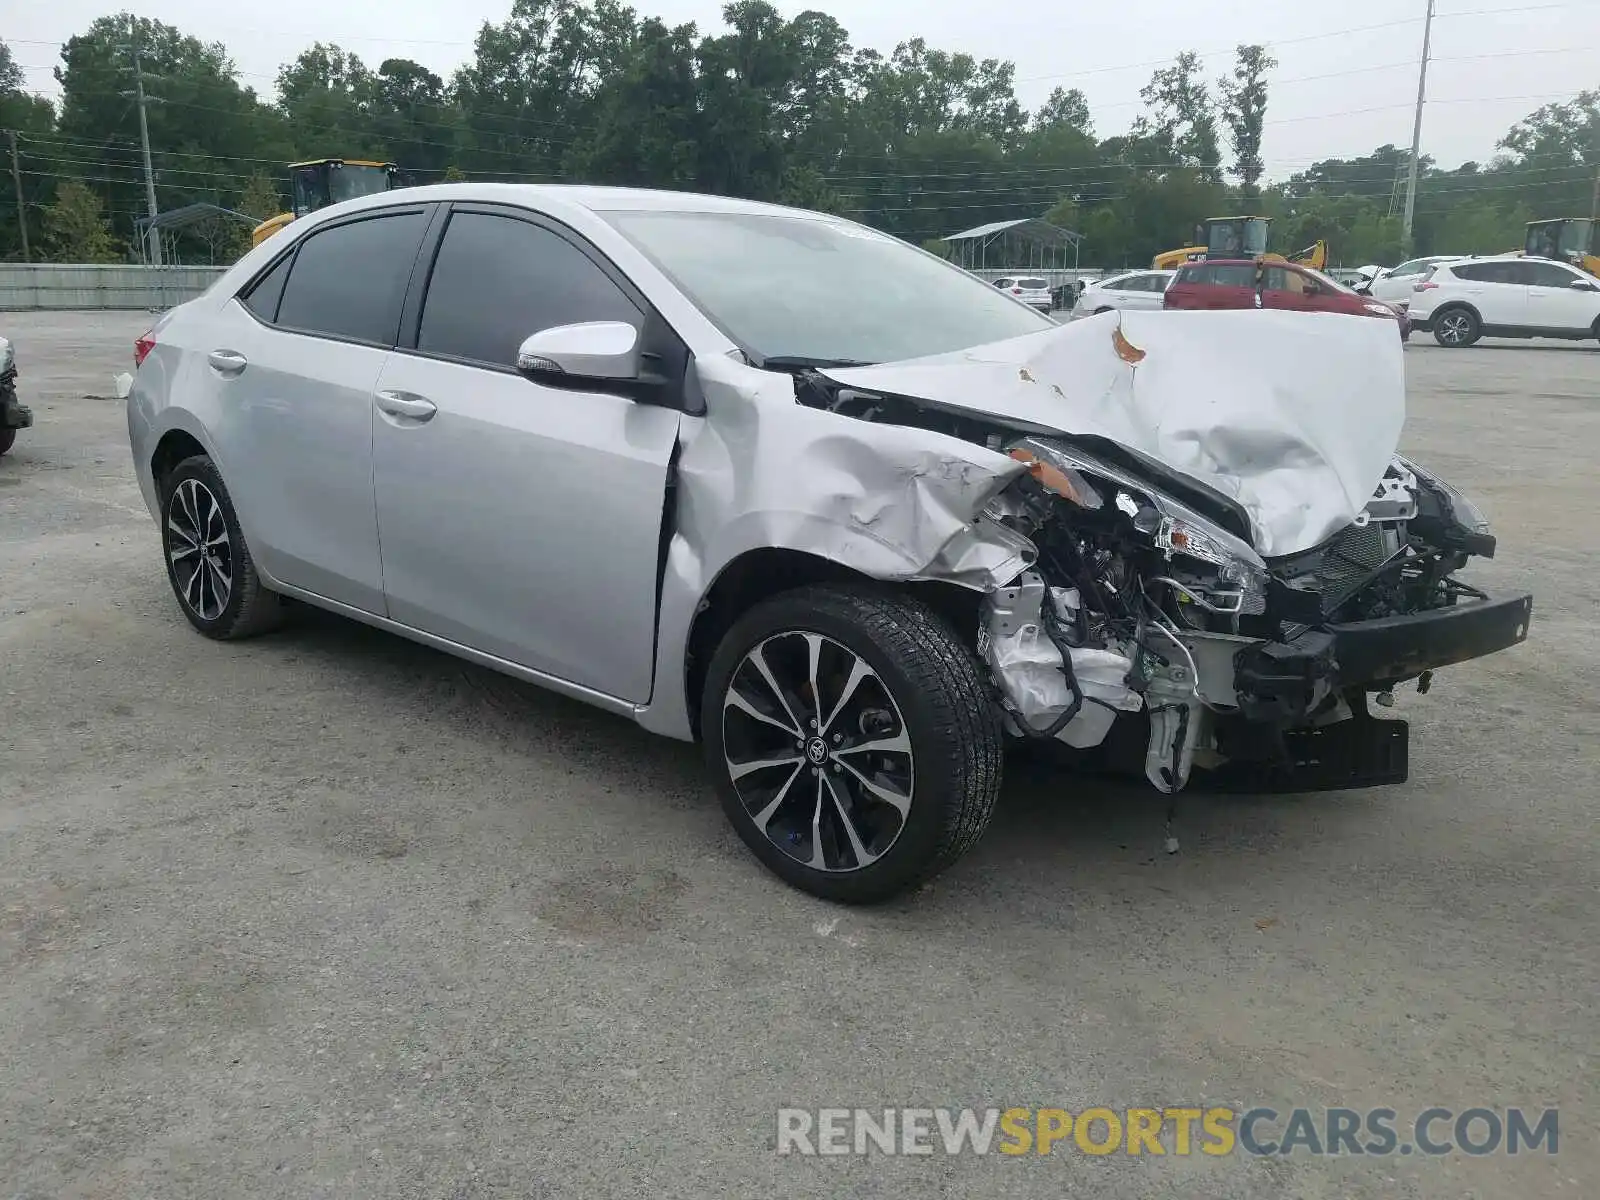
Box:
(159, 456, 252, 636)
(703, 591, 982, 903)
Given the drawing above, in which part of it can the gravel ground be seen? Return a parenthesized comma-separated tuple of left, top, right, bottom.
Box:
(1, 310, 1594, 1199)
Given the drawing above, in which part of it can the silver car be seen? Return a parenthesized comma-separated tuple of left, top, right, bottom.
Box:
(128, 184, 1532, 903)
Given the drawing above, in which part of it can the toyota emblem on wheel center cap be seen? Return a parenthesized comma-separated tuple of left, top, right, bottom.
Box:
(805, 737, 829, 765)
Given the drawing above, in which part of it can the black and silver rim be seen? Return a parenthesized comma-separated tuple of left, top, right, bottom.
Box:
(167, 478, 232, 621)
(1439, 312, 1472, 344)
(721, 631, 914, 873)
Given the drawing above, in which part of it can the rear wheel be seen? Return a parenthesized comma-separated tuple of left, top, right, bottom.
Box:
(1432, 307, 1480, 348)
(703, 585, 1002, 904)
(0, 428, 14, 457)
(160, 455, 284, 639)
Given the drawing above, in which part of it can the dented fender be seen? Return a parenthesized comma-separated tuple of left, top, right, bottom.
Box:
(634, 354, 1036, 740)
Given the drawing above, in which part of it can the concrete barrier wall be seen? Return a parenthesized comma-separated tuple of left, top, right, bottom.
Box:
(0, 264, 228, 311)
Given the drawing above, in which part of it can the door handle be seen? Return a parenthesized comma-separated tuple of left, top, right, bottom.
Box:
(207, 349, 248, 375)
(375, 390, 437, 422)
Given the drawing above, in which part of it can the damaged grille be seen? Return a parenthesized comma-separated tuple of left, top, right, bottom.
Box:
(1318, 521, 1403, 597)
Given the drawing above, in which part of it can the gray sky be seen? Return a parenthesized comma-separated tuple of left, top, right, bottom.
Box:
(9, 0, 1598, 178)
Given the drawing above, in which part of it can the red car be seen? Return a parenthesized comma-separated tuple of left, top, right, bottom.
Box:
(1163, 258, 1410, 340)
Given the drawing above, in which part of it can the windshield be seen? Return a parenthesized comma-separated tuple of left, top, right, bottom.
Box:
(1556, 220, 1593, 257)
(328, 165, 392, 205)
(599, 209, 1053, 364)
(1013, 277, 1048, 290)
(1302, 267, 1356, 295)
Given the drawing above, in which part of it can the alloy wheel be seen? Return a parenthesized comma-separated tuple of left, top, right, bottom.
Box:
(1439, 313, 1472, 345)
(167, 478, 233, 621)
(721, 631, 915, 873)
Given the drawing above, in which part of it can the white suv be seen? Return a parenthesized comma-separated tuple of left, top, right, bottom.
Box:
(992, 275, 1054, 313)
(1408, 256, 1600, 347)
(1071, 270, 1174, 317)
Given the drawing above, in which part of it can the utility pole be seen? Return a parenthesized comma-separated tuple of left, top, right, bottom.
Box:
(1402, 0, 1435, 250)
(5, 130, 29, 264)
(121, 29, 163, 266)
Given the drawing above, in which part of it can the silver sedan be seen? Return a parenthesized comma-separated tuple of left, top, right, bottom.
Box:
(127, 184, 1530, 903)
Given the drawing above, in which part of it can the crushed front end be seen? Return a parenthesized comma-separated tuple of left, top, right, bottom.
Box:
(976, 440, 1533, 793)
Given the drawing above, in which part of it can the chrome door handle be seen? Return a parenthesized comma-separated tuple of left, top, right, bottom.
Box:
(207, 349, 248, 375)
(375, 390, 437, 421)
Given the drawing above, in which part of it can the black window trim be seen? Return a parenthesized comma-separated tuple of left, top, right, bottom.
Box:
(234, 203, 437, 350)
(397, 201, 694, 412)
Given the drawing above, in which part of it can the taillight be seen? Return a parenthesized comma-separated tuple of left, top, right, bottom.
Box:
(134, 332, 156, 367)
(1012, 287, 1022, 294)
(1413, 281, 1438, 292)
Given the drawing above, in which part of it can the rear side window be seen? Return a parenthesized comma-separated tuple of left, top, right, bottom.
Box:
(240, 254, 291, 322)
(417, 211, 642, 368)
(276, 211, 427, 345)
(1451, 261, 1516, 284)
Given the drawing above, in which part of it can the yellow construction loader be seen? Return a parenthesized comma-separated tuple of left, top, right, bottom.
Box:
(1522, 218, 1600, 277)
(1152, 216, 1327, 271)
(251, 159, 402, 247)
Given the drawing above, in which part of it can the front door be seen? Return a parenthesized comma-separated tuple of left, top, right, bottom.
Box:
(370, 206, 682, 702)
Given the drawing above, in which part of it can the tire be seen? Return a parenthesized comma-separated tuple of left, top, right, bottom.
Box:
(159, 454, 284, 639)
(1432, 306, 1480, 348)
(703, 584, 1003, 904)
(0, 428, 14, 457)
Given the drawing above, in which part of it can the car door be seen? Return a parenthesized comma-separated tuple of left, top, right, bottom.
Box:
(1522, 260, 1600, 333)
(206, 205, 430, 613)
(1259, 265, 1311, 313)
(1454, 261, 1529, 329)
(369, 204, 684, 702)
(1124, 274, 1165, 310)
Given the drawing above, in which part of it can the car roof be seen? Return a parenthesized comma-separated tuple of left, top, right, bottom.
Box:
(332, 181, 843, 221)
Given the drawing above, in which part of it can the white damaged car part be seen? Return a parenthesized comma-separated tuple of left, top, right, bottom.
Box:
(776, 310, 1531, 798)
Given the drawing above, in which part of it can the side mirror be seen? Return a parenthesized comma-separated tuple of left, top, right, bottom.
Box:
(516, 321, 641, 382)
(1569, 279, 1598, 291)
(1302, 281, 1321, 296)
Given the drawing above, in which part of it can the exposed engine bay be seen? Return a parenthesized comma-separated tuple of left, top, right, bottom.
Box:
(788, 340, 1534, 796)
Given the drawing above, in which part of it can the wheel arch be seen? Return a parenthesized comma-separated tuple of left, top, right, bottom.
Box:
(1431, 300, 1483, 326)
(150, 428, 209, 493)
(681, 546, 982, 741)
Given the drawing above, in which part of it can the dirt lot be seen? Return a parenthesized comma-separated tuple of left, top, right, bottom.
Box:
(1, 310, 1594, 1199)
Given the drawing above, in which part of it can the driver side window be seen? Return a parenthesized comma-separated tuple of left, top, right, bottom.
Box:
(417, 211, 642, 369)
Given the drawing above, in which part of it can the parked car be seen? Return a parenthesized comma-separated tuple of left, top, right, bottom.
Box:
(1070, 270, 1174, 317)
(126, 185, 1532, 903)
(1406, 255, 1600, 347)
(1163, 259, 1409, 339)
(0, 335, 32, 458)
(1365, 256, 1466, 306)
(991, 275, 1054, 313)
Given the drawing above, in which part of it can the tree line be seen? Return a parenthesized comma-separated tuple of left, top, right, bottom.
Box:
(2, 4, 1597, 267)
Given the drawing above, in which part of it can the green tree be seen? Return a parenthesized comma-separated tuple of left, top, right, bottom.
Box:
(44, 179, 119, 262)
(1217, 44, 1276, 204)
(1, 39, 57, 260)
(1135, 52, 1221, 180)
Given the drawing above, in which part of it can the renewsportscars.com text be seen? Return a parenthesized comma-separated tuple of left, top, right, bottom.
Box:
(776, 1106, 1559, 1158)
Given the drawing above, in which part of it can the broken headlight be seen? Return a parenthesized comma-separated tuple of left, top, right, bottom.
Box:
(1145, 493, 1269, 615)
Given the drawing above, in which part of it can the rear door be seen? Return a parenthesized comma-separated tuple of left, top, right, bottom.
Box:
(1522, 260, 1600, 333)
(1259, 265, 1314, 313)
(204, 205, 430, 613)
(369, 204, 684, 701)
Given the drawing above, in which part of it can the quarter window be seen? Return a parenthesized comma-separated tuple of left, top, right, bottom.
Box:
(275, 211, 427, 344)
(417, 212, 642, 368)
(240, 253, 291, 323)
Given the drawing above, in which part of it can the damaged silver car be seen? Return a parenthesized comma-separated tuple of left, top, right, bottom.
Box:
(127, 185, 1533, 903)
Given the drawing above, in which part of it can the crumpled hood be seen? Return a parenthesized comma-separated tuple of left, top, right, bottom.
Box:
(820, 309, 1407, 557)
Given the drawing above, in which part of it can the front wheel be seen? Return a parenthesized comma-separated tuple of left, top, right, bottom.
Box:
(0, 428, 14, 457)
(1432, 307, 1480, 348)
(703, 585, 1003, 904)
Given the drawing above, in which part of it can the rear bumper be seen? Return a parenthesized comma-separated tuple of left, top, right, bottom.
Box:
(1406, 313, 1434, 332)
